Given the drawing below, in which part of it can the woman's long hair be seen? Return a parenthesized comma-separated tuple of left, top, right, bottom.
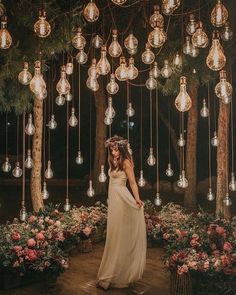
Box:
(107, 136, 133, 171)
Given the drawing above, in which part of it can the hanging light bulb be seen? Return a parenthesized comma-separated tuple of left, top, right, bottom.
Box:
(45, 160, 53, 179)
(173, 52, 182, 69)
(161, 60, 172, 78)
(72, 27, 86, 49)
(0, 16, 12, 49)
(150, 5, 164, 29)
(165, 163, 174, 177)
(97, 45, 111, 75)
(69, 107, 78, 127)
(106, 73, 119, 95)
(175, 76, 192, 112)
(19, 207, 27, 222)
(223, 193, 232, 206)
(105, 96, 116, 119)
(76, 151, 84, 165)
(207, 188, 215, 201)
(181, 170, 188, 188)
(127, 57, 138, 80)
(162, 0, 181, 15)
(104, 116, 113, 125)
(146, 72, 157, 90)
(18, 62, 32, 85)
(25, 149, 33, 169)
(221, 22, 233, 41)
(76, 48, 88, 64)
(183, 36, 193, 55)
(200, 99, 209, 117)
(189, 44, 199, 58)
(25, 113, 35, 136)
(206, 30, 226, 71)
(148, 26, 167, 48)
(42, 181, 49, 200)
(138, 170, 146, 187)
(124, 33, 138, 52)
(229, 172, 236, 191)
(192, 21, 209, 48)
(111, 0, 127, 5)
(147, 147, 156, 166)
(177, 173, 183, 187)
(34, 9, 51, 38)
(177, 133, 185, 147)
(12, 162, 22, 178)
(98, 165, 107, 182)
(92, 34, 103, 49)
(83, 0, 99, 22)
(115, 56, 128, 81)
(142, 43, 155, 64)
(66, 62, 73, 75)
(65, 92, 72, 102)
(154, 192, 162, 206)
(211, 131, 218, 147)
(88, 58, 99, 78)
(215, 70, 233, 104)
(64, 198, 71, 211)
(56, 65, 71, 95)
(108, 29, 122, 58)
(150, 62, 160, 78)
(55, 94, 65, 106)
(186, 14, 197, 35)
(48, 114, 57, 130)
(29, 61, 46, 96)
(211, 0, 228, 27)
(86, 75, 99, 91)
(2, 156, 11, 172)
(126, 102, 135, 117)
(87, 180, 95, 197)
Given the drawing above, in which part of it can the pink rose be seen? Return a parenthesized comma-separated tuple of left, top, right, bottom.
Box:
(11, 232, 21, 241)
(28, 215, 37, 223)
(177, 264, 188, 275)
(55, 220, 61, 227)
(26, 249, 38, 261)
(203, 261, 210, 270)
(82, 226, 92, 237)
(27, 238, 36, 247)
(223, 242, 233, 252)
(188, 261, 198, 270)
(163, 233, 170, 240)
(36, 232, 45, 241)
(13, 246, 23, 252)
(190, 238, 200, 247)
(216, 226, 225, 236)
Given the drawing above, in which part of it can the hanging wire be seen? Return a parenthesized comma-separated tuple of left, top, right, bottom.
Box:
(5, 113, 8, 157)
(230, 70, 234, 173)
(156, 89, 159, 193)
(168, 99, 171, 164)
(127, 81, 130, 141)
(213, 93, 217, 132)
(16, 115, 19, 162)
(181, 112, 185, 171)
(140, 83, 143, 170)
(21, 112, 26, 211)
(66, 101, 69, 199)
(179, 111, 182, 173)
(43, 99, 46, 182)
(89, 92, 92, 180)
(78, 63, 81, 151)
(149, 90, 153, 148)
(207, 82, 212, 189)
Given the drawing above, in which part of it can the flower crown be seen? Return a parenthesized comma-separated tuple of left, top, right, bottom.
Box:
(105, 137, 129, 149)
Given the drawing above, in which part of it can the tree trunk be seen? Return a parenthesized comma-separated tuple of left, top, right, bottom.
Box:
(184, 86, 198, 209)
(31, 98, 44, 212)
(216, 102, 230, 219)
(93, 77, 107, 195)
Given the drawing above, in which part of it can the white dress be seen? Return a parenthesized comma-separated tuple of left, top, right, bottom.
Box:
(97, 169, 147, 289)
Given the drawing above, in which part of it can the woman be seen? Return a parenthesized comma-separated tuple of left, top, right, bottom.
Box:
(96, 135, 146, 290)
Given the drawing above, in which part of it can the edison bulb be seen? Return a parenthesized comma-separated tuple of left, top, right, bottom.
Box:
(211, 0, 228, 27)
(192, 21, 209, 48)
(162, 0, 181, 15)
(189, 45, 199, 58)
(86, 76, 99, 91)
(146, 72, 157, 90)
(124, 33, 138, 51)
(97, 46, 111, 75)
(150, 62, 160, 78)
(64, 199, 71, 211)
(115, 56, 128, 81)
(200, 99, 209, 117)
(12, 162, 22, 178)
(88, 58, 98, 78)
(45, 160, 53, 179)
(83, 0, 99, 22)
(106, 73, 119, 95)
(211, 131, 218, 147)
(181, 170, 188, 188)
(42, 181, 49, 200)
(183, 36, 193, 55)
(25, 149, 33, 169)
(229, 172, 236, 191)
(76, 151, 84, 165)
(173, 52, 182, 69)
(186, 14, 197, 35)
(87, 180, 95, 197)
(126, 102, 135, 117)
(29, 61, 46, 96)
(76, 49, 88, 64)
(108, 29, 122, 58)
(127, 57, 138, 80)
(69, 107, 78, 127)
(56, 65, 71, 95)
(177, 133, 185, 147)
(207, 188, 215, 201)
(65, 92, 72, 102)
(221, 22, 233, 41)
(161, 60, 172, 78)
(92, 34, 103, 49)
(175, 76, 192, 112)
(165, 163, 174, 177)
(105, 97, 116, 119)
(215, 70, 232, 103)
(149, 5, 164, 29)
(141, 43, 155, 64)
(18, 62, 32, 85)
(111, 0, 127, 5)
(19, 207, 27, 222)
(223, 193, 232, 207)
(25, 113, 35, 136)
(48, 114, 57, 130)
(138, 170, 146, 187)
(98, 165, 107, 182)
(1, 157, 11, 172)
(147, 147, 156, 166)
(154, 192, 162, 206)
(0, 16, 12, 49)
(66, 62, 73, 75)
(206, 31, 226, 71)
(104, 116, 113, 125)
(148, 27, 167, 48)
(72, 27, 86, 50)
(55, 94, 65, 106)
(34, 9, 51, 38)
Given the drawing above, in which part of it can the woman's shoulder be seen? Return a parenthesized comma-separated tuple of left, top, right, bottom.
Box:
(123, 159, 134, 169)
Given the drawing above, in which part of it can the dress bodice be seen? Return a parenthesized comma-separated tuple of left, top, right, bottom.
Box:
(109, 168, 127, 186)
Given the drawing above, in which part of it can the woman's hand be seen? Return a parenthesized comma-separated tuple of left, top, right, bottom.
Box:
(136, 199, 144, 208)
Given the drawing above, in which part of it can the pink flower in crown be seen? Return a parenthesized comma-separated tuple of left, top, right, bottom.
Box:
(177, 264, 189, 275)
(26, 249, 38, 261)
(55, 220, 61, 227)
(27, 238, 36, 247)
(36, 232, 45, 241)
(203, 261, 210, 271)
(216, 226, 226, 236)
(28, 215, 37, 223)
(11, 232, 21, 241)
(214, 259, 221, 271)
(83, 226, 92, 237)
(163, 233, 170, 240)
(13, 245, 23, 252)
(223, 242, 233, 252)
(188, 261, 198, 270)
(190, 238, 200, 247)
